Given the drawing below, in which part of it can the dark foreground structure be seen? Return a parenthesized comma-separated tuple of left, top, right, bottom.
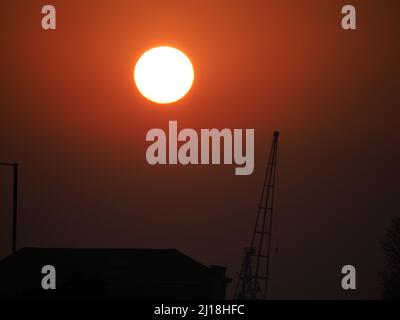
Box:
(0, 247, 231, 300)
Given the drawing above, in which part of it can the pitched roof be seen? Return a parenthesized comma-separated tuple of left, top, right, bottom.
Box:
(0, 247, 226, 282)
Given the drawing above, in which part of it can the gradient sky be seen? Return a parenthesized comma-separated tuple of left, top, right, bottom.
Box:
(0, 0, 399, 299)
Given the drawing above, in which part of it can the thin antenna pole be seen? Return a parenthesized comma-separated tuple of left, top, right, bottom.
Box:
(0, 162, 19, 254)
(12, 164, 18, 254)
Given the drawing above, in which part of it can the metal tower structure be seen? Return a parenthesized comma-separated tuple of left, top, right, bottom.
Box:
(234, 131, 279, 300)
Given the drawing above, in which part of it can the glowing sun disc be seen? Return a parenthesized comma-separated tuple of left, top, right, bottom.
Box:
(134, 46, 194, 104)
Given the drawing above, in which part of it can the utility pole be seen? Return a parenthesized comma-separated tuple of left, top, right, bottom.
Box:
(0, 162, 19, 254)
(234, 131, 279, 300)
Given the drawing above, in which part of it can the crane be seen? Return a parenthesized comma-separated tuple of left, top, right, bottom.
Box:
(234, 131, 279, 299)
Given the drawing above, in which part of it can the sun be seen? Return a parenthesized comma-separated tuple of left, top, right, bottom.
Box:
(134, 46, 194, 104)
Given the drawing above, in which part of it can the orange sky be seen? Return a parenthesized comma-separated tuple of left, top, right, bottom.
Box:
(0, 0, 399, 299)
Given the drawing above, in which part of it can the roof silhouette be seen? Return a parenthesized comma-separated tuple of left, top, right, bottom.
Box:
(0, 247, 230, 300)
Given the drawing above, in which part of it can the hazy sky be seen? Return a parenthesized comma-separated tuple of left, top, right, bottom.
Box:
(0, 0, 399, 299)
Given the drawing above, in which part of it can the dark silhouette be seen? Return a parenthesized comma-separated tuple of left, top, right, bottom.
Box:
(0, 247, 231, 300)
(0, 162, 18, 254)
(235, 131, 279, 300)
(381, 217, 400, 300)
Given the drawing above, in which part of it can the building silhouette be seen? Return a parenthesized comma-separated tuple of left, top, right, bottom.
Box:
(0, 247, 231, 300)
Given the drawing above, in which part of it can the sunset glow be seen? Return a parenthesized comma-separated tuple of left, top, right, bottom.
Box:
(134, 46, 194, 104)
